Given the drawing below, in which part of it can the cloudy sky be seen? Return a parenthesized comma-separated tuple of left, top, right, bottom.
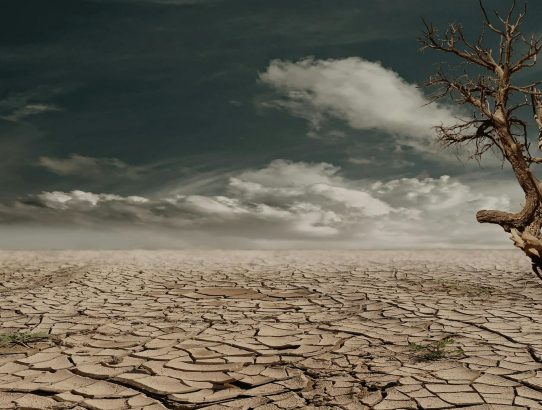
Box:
(0, 0, 539, 249)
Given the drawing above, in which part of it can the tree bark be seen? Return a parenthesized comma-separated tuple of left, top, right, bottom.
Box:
(477, 128, 541, 231)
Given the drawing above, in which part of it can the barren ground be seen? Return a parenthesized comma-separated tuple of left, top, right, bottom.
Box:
(1, 250, 542, 409)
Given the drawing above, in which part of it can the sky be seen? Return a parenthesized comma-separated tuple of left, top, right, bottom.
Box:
(0, 0, 540, 249)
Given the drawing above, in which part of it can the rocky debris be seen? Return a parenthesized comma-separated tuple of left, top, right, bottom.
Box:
(0, 249, 541, 409)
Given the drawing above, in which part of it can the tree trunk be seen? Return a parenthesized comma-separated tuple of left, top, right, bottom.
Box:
(476, 127, 542, 275)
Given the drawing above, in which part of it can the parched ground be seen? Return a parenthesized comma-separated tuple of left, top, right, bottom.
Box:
(1, 250, 542, 409)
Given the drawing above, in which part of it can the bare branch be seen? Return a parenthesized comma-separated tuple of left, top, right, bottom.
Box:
(511, 34, 542, 72)
(506, 0, 517, 25)
(479, 0, 504, 34)
(420, 18, 497, 70)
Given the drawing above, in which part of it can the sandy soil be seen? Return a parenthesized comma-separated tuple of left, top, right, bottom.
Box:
(1, 250, 542, 409)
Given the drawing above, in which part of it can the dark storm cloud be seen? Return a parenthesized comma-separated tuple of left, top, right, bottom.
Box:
(98, 0, 223, 4)
(0, 0, 537, 247)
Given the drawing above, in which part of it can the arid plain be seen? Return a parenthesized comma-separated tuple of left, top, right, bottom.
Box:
(1, 250, 542, 409)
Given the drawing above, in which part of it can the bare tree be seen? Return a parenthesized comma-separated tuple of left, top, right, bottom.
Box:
(420, 0, 542, 277)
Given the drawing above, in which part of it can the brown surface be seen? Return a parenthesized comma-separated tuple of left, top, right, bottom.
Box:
(1, 250, 542, 409)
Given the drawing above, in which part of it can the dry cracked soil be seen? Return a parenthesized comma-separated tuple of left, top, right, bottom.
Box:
(1, 250, 542, 409)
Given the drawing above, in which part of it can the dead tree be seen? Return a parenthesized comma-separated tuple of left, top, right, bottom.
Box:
(420, 1, 542, 278)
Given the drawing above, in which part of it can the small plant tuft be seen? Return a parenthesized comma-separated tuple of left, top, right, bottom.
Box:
(409, 338, 465, 361)
(0, 332, 50, 348)
(435, 280, 493, 297)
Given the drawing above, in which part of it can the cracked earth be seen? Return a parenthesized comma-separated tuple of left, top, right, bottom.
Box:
(1, 250, 542, 409)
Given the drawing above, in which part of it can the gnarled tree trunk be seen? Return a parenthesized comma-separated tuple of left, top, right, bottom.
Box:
(476, 125, 542, 275)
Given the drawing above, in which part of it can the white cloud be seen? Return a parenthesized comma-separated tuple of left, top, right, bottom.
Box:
(367, 175, 513, 247)
(260, 57, 459, 153)
(234, 159, 340, 188)
(37, 190, 148, 210)
(1, 159, 515, 248)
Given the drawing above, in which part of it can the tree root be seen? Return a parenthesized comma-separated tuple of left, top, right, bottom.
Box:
(509, 228, 542, 282)
(532, 263, 542, 282)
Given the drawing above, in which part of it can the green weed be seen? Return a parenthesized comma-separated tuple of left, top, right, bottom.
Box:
(0, 332, 50, 347)
(409, 338, 465, 361)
